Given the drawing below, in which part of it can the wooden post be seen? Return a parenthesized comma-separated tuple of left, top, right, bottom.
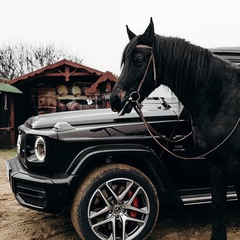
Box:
(10, 94, 15, 145)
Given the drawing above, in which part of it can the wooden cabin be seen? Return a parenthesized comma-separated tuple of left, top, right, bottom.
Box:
(9, 59, 117, 143)
(0, 78, 22, 148)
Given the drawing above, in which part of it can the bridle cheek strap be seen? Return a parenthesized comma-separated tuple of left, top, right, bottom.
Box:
(127, 45, 157, 104)
(135, 45, 157, 96)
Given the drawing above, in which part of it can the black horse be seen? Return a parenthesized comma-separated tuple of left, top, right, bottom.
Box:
(110, 18, 240, 240)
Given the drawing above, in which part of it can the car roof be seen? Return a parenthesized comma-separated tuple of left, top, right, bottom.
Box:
(210, 47, 240, 64)
(209, 46, 240, 53)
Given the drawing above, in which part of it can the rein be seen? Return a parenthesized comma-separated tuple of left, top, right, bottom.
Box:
(120, 44, 240, 160)
(134, 103, 240, 160)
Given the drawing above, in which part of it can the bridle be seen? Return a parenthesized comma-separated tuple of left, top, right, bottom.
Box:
(119, 44, 192, 144)
(118, 44, 156, 116)
(118, 44, 240, 160)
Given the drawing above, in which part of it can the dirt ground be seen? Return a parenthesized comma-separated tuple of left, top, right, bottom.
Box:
(1, 148, 240, 240)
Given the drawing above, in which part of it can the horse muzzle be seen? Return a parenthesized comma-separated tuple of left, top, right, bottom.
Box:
(110, 90, 135, 116)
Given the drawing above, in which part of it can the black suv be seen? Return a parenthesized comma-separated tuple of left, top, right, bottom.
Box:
(6, 48, 240, 240)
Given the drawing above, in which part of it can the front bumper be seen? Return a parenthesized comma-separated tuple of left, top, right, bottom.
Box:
(6, 157, 73, 213)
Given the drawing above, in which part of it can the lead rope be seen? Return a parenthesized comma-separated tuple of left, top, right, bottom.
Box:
(124, 45, 240, 159)
(138, 110, 192, 143)
(134, 104, 240, 160)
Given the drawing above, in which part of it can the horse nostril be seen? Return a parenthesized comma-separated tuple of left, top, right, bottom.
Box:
(110, 94, 120, 107)
(110, 89, 128, 113)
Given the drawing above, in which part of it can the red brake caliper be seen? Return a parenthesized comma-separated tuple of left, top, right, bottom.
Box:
(128, 190, 139, 218)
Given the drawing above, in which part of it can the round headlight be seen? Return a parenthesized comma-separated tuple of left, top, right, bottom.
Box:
(17, 134, 21, 155)
(34, 136, 46, 162)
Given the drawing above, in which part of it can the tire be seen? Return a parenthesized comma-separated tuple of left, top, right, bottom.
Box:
(71, 163, 159, 240)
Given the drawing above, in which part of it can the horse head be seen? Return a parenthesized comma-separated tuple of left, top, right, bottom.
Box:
(110, 18, 157, 115)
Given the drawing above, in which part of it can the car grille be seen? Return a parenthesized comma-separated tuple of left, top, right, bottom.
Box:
(15, 180, 47, 208)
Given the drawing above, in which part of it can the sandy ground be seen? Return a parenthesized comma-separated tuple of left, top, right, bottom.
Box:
(1, 148, 240, 240)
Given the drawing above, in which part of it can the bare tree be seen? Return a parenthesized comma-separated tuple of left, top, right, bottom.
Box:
(0, 43, 83, 79)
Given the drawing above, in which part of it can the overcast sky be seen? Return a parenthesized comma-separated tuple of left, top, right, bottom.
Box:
(1, 0, 240, 77)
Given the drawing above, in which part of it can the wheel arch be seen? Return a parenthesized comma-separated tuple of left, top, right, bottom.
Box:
(67, 144, 183, 207)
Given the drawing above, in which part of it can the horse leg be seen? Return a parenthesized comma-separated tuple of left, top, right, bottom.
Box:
(207, 159, 227, 240)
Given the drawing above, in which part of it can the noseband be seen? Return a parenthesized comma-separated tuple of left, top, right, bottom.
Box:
(118, 44, 156, 116)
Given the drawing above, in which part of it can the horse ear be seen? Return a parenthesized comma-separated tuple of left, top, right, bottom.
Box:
(139, 17, 155, 46)
(126, 25, 136, 41)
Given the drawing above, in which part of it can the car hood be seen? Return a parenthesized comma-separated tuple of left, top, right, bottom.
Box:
(25, 107, 180, 130)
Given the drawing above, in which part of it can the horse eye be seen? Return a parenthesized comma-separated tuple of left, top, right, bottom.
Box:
(134, 56, 143, 64)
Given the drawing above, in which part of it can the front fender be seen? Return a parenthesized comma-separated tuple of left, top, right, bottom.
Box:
(67, 144, 183, 206)
(67, 144, 155, 174)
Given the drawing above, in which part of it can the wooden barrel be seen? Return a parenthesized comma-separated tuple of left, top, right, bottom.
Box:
(56, 101, 67, 112)
(30, 88, 38, 115)
(56, 85, 69, 96)
(66, 101, 82, 111)
(38, 88, 56, 114)
(70, 85, 81, 96)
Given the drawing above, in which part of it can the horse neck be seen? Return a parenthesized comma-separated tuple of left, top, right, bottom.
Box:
(154, 39, 238, 122)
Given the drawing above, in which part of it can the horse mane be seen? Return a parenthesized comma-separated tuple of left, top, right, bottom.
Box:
(121, 34, 214, 94)
(154, 35, 214, 93)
